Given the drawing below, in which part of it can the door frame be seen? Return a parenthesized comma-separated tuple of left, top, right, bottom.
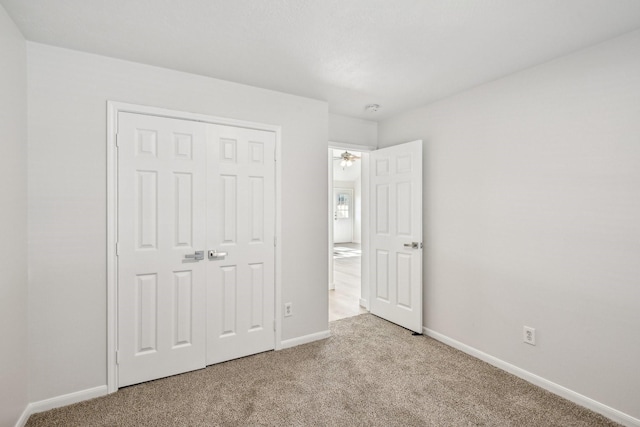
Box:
(328, 142, 372, 308)
(107, 101, 283, 393)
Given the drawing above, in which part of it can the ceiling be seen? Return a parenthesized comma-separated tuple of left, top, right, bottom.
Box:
(3, 0, 640, 120)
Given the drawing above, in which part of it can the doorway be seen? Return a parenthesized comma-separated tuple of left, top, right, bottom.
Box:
(329, 148, 367, 321)
(327, 140, 424, 332)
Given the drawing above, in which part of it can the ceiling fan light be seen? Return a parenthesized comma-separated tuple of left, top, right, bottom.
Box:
(340, 159, 347, 167)
(346, 160, 353, 167)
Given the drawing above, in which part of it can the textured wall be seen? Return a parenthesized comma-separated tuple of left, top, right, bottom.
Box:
(329, 113, 377, 148)
(27, 43, 328, 402)
(0, 4, 28, 426)
(379, 30, 640, 420)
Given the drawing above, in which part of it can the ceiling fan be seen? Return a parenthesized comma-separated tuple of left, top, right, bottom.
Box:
(333, 151, 361, 168)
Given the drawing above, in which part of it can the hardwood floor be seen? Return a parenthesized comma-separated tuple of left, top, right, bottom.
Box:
(329, 243, 367, 322)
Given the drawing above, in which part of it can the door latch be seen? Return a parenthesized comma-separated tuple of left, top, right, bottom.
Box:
(184, 250, 205, 261)
(403, 242, 423, 249)
(208, 250, 229, 260)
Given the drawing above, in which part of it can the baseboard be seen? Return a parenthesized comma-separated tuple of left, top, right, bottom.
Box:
(18, 332, 636, 427)
(15, 385, 108, 427)
(359, 298, 368, 309)
(423, 327, 640, 427)
(14, 406, 31, 427)
(280, 330, 331, 349)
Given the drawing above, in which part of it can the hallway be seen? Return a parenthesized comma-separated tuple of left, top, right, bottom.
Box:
(329, 243, 367, 322)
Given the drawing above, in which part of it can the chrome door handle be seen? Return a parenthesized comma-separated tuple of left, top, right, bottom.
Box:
(185, 250, 205, 261)
(404, 242, 423, 249)
(208, 250, 228, 260)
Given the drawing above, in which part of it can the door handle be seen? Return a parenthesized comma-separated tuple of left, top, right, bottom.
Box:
(208, 250, 228, 260)
(185, 250, 205, 261)
(403, 242, 423, 249)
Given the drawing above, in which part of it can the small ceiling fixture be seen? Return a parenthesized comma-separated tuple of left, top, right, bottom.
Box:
(365, 104, 380, 113)
(333, 151, 361, 168)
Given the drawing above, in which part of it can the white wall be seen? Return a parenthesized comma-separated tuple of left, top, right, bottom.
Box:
(27, 43, 328, 402)
(329, 113, 377, 148)
(333, 181, 355, 190)
(378, 30, 640, 420)
(0, 5, 28, 426)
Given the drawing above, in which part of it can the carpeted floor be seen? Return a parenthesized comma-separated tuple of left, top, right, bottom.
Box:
(26, 314, 619, 426)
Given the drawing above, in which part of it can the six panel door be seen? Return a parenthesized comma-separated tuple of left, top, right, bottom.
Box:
(369, 140, 423, 333)
(206, 125, 276, 365)
(117, 113, 207, 387)
(118, 113, 277, 387)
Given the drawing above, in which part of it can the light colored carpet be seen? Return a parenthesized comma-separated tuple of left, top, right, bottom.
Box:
(26, 314, 619, 426)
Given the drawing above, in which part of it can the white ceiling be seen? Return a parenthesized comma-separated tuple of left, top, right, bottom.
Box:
(3, 0, 640, 120)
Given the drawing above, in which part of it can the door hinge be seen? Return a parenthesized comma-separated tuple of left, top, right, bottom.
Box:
(273, 320, 276, 331)
(116, 350, 120, 365)
(115, 133, 119, 147)
(274, 236, 276, 247)
(116, 242, 120, 256)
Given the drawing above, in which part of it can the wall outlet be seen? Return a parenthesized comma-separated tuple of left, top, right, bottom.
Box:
(523, 326, 536, 346)
(284, 302, 293, 317)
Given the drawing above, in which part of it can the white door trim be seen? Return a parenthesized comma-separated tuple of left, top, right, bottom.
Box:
(107, 101, 283, 393)
(327, 148, 335, 290)
(328, 141, 375, 152)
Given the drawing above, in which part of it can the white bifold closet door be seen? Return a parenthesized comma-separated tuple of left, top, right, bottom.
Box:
(117, 112, 275, 388)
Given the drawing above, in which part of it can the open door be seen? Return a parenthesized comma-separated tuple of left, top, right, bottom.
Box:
(369, 140, 423, 333)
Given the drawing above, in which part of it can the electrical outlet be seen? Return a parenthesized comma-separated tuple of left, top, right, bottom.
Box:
(284, 303, 293, 317)
(523, 326, 536, 346)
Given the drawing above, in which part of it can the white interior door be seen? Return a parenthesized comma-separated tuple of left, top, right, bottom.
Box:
(117, 113, 207, 387)
(206, 125, 276, 365)
(369, 140, 423, 333)
(117, 112, 277, 386)
(333, 188, 354, 244)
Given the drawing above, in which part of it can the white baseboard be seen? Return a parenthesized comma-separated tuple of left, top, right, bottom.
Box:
(15, 385, 108, 427)
(423, 327, 639, 427)
(280, 330, 331, 349)
(18, 329, 637, 427)
(14, 407, 30, 427)
(359, 298, 368, 309)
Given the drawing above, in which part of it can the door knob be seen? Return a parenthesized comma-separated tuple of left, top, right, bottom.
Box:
(403, 242, 423, 249)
